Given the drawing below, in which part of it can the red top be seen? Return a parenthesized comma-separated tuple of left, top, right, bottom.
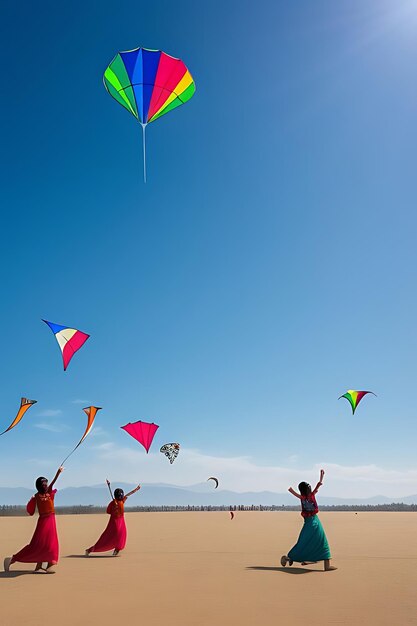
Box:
(27, 487, 57, 517)
(300, 493, 318, 518)
(106, 497, 127, 518)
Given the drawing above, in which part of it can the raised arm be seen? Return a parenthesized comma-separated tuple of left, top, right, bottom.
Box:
(288, 487, 302, 499)
(49, 466, 64, 490)
(312, 469, 325, 495)
(125, 484, 141, 498)
(106, 479, 113, 500)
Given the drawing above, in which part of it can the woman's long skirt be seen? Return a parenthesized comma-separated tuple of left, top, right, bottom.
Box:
(11, 514, 59, 564)
(88, 516, 127, 553)
(288, 515, 331, 562)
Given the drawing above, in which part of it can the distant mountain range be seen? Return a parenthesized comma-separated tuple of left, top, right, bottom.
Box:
(1, 483, 416, 506)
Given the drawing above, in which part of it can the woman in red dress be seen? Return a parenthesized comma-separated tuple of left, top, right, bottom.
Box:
(4, 466, 64, 573)
(85, 481, 140, 556)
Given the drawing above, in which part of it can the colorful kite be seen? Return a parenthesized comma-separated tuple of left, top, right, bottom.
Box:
(104, 47, 196, 182)
(61, 406, 101, 464)
(339, 390, 376, 414)
(0, 398, 37, 436)
(160, 443, 180, 464)
(121, 420, 159, 453)
(43, 320, 90, 371)
(207, 477, 219, 489)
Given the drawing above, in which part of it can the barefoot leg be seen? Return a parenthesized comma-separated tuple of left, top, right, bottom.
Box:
(3, 557, 12, 572)
(44, 562, 56, 573)
(324, 559, 337, 571)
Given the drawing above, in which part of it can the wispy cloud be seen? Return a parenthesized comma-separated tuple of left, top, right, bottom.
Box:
(71, 399, 88, 405)
(89, 426, 108, 438)
(24, 457, 56, 469)
(35, 409, 62, 418)
(58, 445, 417, 498)
(92, 442, 114, 451)
(35, 422, 68, 433)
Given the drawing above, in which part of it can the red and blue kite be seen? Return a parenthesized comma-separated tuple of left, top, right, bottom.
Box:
(43, 320, 90, 371)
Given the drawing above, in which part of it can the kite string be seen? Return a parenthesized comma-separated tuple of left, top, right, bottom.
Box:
(141, 123, 147, 183)
(60, 438, 85, 465)
(60, 447, 77, 466)
(60, 433, 89, 465)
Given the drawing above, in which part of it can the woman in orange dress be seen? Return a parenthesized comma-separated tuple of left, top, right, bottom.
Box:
(85, 481, 140, 556)
(4, 466, 63, 573)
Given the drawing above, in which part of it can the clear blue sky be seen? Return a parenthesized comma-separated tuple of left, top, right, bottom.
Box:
(1, 0, 417, 495)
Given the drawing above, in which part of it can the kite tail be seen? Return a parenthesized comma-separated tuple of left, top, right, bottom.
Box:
(141, 123, 147, 183)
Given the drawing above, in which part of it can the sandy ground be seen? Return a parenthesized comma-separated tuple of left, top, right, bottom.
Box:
(0, 512, 416, 625)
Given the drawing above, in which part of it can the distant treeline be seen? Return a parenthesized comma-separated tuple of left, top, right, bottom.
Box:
(0, 503, 416, 516)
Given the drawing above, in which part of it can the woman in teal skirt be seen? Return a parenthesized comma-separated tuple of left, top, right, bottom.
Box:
(281, 469, 336, 571)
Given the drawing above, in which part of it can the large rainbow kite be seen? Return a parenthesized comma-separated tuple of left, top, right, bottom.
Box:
(43, 320, 90, 370)
(103, 47, 195, 181)
(339, 390, 376, 414)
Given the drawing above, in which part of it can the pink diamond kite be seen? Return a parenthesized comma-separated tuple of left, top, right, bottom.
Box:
(121, 420, 159, 453)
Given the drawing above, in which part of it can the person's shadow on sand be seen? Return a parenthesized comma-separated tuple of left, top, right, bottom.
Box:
(66, 554, 114, 559)
(247, 566, 318, 575)
(0, 570, 51, 578)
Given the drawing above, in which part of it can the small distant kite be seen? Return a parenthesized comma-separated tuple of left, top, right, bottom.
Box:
(103, 47, 196, 182)
(121, 420, 159, 453)
(43, 320, 90, 370)
(160, 443, 180, 464)
(339, 390, 376, 414)
(230, 511, 234, 520)
(0, 398, 37, 436)
(61, 406, 101, 464)
(207, 477, 219, 489)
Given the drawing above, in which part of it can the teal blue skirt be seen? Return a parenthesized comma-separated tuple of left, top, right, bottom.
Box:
(288, 515, 331, 562)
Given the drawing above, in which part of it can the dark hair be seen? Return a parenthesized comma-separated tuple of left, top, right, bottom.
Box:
(35, 476, 47, 492)
(298, 482, 311, 497)
(114, 488, 124, 500)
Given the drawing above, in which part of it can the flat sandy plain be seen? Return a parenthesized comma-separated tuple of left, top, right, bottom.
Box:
(0, 512, 416, 625)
